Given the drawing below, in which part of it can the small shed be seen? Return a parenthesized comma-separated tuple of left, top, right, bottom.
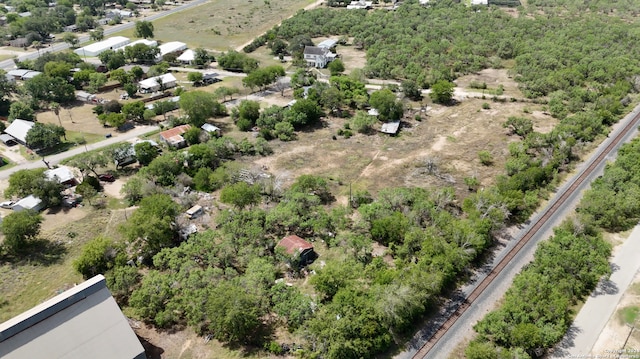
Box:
(177, 49, 195, 64)
(380, 121, 400, 135)
(0, 134, 17, 146)
(185, 205, 203, 219)
(277, 235, 316, 265)
(317, 39, 338, 50)
(12, 195, 44, 212)
(201, 123, 220, 135)
(202, 72, 220, 84)
(76, 90, 96, 102)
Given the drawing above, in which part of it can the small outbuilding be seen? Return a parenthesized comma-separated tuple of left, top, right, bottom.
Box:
(277, 235, 317, 265)
(12, 195, 44, 212)
(380, 121, 400, 135)
(138, 73, 177, 93)
(176, 49, 195, 64)
(76, 90, 96, 102)
(201, 123, 220, 135)
(159, 124, 191, 148)
(0, 134, 17, 146)
(185, 204, 203, 219)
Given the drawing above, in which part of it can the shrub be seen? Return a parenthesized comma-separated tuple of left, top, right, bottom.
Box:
(478, 150, 494, 166)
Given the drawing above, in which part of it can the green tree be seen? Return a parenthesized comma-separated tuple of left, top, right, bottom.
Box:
(183, 126, 201, 145)
(369, 88, 404, 121)
(5, 168, 46, 198)
(220, 182, 262, 209)
(503, 116, 534, 138)
(134, 142, 159, 166)
(88, 72, 108, 93)
(401, 79, 422, 101)
(187, 71, 203, 85)
(1, 210, 43, 255)
(8, 101, 35, 121)
(350, 111, 377, 134)
(429, 80, 455, 104)
(327, 59, 345, 76)
(76, 180, 99, 205)
(62, 32, 79, 47)
(89, 27, 104, 41)
(287, 98, 323, 129)
(122, 101, 145, 122)
(143, 153, 184, 186)
(106, 265, 140, 304)
(206, 280, 265, 344)
(73, 236, 117, 278)
(274, 121, 295, 141)
(120, 194, 180, 260)
(26, 123, 65, 150)
(134, 20, 154, 39)
(194, 48, 211, 67)
(179, 90, 226, 127)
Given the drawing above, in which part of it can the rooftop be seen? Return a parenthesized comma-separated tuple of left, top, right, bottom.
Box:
(159, 124, 191, 142)
(4, 119, 35, 144)
(277, 235, 314, 255)
(0, 275, 145, 359)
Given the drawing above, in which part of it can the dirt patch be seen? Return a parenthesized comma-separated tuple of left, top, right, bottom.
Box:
(455, 68, 522, 99)
(102, 179, 126, 199)
(332, 44, 367, 74)
(591, 271, 640, 356)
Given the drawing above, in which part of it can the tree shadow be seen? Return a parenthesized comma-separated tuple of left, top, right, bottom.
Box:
(137, 335, 165, 359)
(2, 238, 67, 266)
(551, 325, 581, 357)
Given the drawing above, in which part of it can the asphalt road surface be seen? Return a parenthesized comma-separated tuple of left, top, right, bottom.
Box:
(0, 125, 159, 180)
(396, 102, 640, 359)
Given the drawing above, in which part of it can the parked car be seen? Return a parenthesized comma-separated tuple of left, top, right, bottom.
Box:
(98, 174, 115, 182)
(0, 200, 15, 209)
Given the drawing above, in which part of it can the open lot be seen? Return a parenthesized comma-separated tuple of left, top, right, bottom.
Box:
(112, 0, 316, 50)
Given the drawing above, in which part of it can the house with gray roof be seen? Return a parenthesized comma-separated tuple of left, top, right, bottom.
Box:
(303, 46, 337, 68)
(0, 275, 145, 359)
(4, 119, 35, 145)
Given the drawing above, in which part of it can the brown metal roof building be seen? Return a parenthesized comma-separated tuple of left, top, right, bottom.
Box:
(277, 235, 316, 264)
(159, 124, 191, 148)
(0, 275, 145, 359)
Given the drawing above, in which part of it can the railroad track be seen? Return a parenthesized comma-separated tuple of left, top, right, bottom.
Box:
(412, 110, 640, 358)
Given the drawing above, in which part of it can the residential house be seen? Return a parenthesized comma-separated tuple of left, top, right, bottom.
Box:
(4, 119, 35, 145)
(12, 195, 44, 212)
(303, 46, 337, 68)
(159, 124, 191, 148)
(7, 69, 42, 81)
(277, 235, 317, 265)
(0, 275, 146, 359)
(44, 166, 77, 187)
(7, 38, 29, 48)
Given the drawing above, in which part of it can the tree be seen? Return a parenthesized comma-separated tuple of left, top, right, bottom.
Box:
(120, 193, 180, 260)
(402, 79, 422, 101)
(206, 280, 265, 344)
(26, 123, 65, 150)
(220, 182, 262, 209)
(429, 80, 455, 104)
(179, 91, 226, 127)
(110, 68, 131, 85)
(1, 210, 43, 255)
(287, 98, 323, 129)
(65, 151, 108, 178)
(134, 141, 159, 166)
(124, 83, 138, 98)
(369, 88, 404, 121)
(187, 71, 203, 85)
(8, 101, 35, 121)
(503, 116, 534, 138)
(5, 168, 46, 198)
(73, 236, 117, 278)
(62, 32, 79, 47)
(144, 153, 184, 186)
(44, 61, 73, 79)
(98, 50, 126, 71)
(89, 27, 104, 41)
(122, 101, 145, 122)
(274, 121, 295, 141)
(194, 48, 211, 67)
(134, 20, 154, 39)
(183, 126, 201, 145)
(23, 75, 75, 105)
(214, 86, 240, 101)
(350, 111, 377, 134)
(87, 72, 108, 93)
(99, 112, 127, 127)
(327, 59, 345, 76)
(217, 51, 259, 73)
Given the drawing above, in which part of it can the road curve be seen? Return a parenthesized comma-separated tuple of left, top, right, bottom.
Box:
(397, 102, 640, 359)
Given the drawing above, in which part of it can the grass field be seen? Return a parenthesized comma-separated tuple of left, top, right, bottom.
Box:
(112, 0, 316, 50)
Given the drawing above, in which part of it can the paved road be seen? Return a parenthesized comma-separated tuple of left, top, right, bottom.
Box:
(0, 125, 159, 180)
(396, 102, 640, 359)
(552, 227, 640, 357)
(0, 0, 210, 71)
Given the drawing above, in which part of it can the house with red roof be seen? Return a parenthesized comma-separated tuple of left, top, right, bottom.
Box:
(159, 124, 191, 148)
(277, 235, 317, 265)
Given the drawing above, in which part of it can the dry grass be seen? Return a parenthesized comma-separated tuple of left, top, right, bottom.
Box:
(0, 208, 128, 322)
(111, 0, 316, 50)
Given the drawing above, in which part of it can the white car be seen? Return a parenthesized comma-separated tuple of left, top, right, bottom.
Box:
(0, 200, 15, 209)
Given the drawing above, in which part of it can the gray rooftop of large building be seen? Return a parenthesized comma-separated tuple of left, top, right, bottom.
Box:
(0, 275, 145, 359)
